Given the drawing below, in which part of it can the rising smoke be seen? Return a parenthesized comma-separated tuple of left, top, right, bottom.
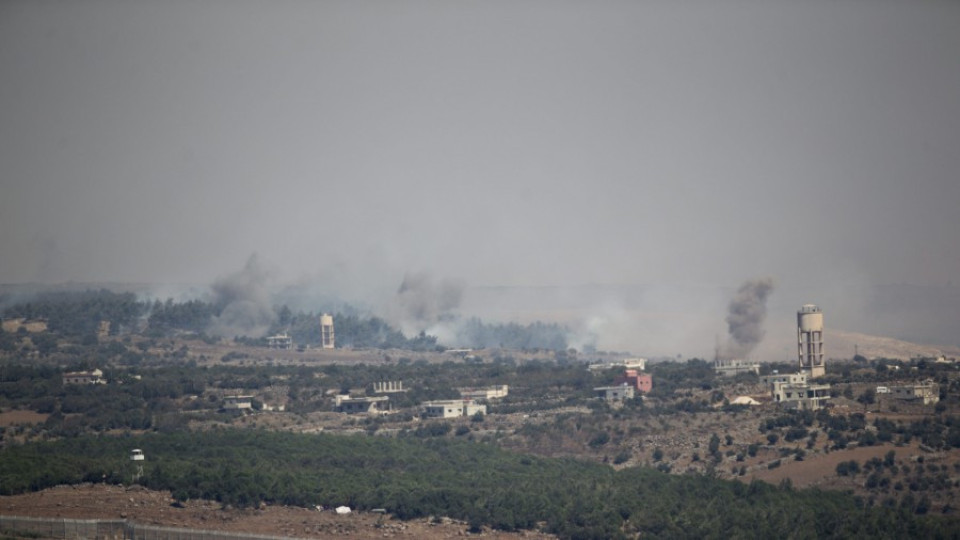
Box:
(207, 254, 277, 338)
(724, 277, 775, 358)
(390, 272, 464, 336)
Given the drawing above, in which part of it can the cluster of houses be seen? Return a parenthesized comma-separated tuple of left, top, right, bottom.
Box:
(330, 382, 507, 418)
(591, 358, 654, 402)
(59, 352, 940, 419)
(594, 369, 653, 401)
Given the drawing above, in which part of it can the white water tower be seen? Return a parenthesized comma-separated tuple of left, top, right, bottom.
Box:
(797, 304, 825, 378)
(320, 314, 335, 349)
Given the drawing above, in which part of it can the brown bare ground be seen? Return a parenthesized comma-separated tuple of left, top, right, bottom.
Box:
(747, 442, 923, 488)
(0, 410, 48, 427)
(0, 484, 555, 540)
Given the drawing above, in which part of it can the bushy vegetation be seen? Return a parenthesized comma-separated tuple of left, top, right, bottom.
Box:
(759, 409, 960, 452)
(145, 299, 220, 336)
(0, 430, 951, 539)
(1, 292, 572, 351)
(453, 317, 568, 350)
(2, 290, 144, 337)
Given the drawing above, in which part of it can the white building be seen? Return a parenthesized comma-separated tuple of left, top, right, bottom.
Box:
(623, 358, 647, 371)
(772, 381, 831, 410)
(594, 384, 636, 401)
(715, 358, 760, 377)
(588, 358, 647, 372)
(336, 395, 389, 414)
(760, 372, 808, 387)
(62, 369, 105, 385)
(266, 333, 293, 349)
(459, 385, 509, 401)
(223, 395, 254, 410)
(421, 399, 486, 418)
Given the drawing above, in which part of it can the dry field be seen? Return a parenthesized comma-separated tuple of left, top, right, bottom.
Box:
(0, 484, 555, 540)
(0, 410, 48, 427)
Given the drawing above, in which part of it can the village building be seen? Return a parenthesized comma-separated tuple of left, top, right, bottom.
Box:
(772, 380, 831, 410)
(714, 358, 760, 377)
(223, 395, 254, 410)
(421, 399, 486, 419)
(266, 333, 293, 349)
(594, 384, 636, 402)
(336, 395, 389, 414)
(613, 370, 652, 393)
(760, 372, 808, 387)
(459, 385, 509, 401)
(62, 369, 105, 385)
(588, 357, 647, 372)
(887, 382, 940, 405)
(621, 358, 647, 370)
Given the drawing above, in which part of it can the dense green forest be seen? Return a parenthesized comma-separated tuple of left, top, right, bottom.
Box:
(0, 429, 952, 539)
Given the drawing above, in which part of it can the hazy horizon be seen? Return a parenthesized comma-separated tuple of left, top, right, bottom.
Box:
(2, 1, 958, 355)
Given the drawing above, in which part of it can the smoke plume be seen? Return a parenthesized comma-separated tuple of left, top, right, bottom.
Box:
(208, 254, 277, 338)
(724, 277, 774, 358)
(391, 272, 464, 335)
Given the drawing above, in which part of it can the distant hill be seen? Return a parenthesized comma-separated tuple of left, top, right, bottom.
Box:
(829, 329, 960, 360)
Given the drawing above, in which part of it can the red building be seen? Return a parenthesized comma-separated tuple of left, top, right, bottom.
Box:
(613, 369, 652, 393)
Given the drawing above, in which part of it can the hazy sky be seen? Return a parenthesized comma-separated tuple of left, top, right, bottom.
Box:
(2, 1, 959, 326)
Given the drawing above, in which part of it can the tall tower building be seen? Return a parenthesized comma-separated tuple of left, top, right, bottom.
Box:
(797, 304, 825, 378)
(320, 313, 335, 349)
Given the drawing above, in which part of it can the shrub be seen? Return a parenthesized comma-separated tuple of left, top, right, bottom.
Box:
(588, 432, 610, 448)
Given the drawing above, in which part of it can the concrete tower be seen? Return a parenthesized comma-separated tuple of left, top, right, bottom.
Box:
(320, 313, 335, 349)
(797, 304, 825, 378)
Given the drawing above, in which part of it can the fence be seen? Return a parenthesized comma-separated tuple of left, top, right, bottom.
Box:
(0, 515, 297, 540)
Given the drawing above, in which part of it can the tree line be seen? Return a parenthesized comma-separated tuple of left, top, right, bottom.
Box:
(0, 429, 954, 539)
(1, 290, 572, 351)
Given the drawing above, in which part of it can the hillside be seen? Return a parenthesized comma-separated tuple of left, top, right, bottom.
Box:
(829, 329, 960, 360)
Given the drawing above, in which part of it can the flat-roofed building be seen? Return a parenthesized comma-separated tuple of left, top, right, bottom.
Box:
(715, 358, 760, 377)
(773, 381, 831, 410)
(223, 395, 253, 410)
(62, 369, 105, 385)
(594, 384, 636, 401)
(459, 385, 509, 401)
(335, 395, 389, 414)
(888, 382, 940, 405)
(760, 372, 808, 387)
(613, 370, 652, 393)
(421, 399, 486, 418)
(267, 333, 293, 349)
